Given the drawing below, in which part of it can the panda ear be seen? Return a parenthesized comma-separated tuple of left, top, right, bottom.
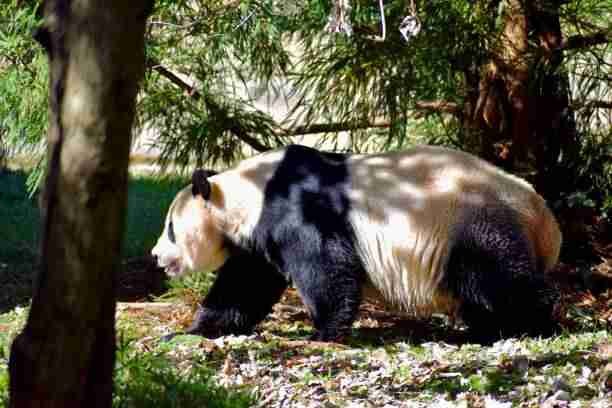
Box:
(192, 169, 217, 200)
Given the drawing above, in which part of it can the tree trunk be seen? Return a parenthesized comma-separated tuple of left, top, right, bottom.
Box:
(465, 0, 578, 199)
(527, 1, 579, 201)
(8, 1, 152, 407)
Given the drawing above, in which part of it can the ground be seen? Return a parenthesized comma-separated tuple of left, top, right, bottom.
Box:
(108, 281, 612, 408)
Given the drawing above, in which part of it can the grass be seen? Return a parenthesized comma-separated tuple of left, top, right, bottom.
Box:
(123, 175, 187, 259)
(0, 170, 39, 313)
(0, 310, 255, 408)
(113, 339, 254, 408)
(0, 169, 186, 312)
(0, 306, 28, 406)
(0, 170, 39, 257)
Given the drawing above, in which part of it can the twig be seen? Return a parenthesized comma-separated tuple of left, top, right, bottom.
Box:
(148, 20, 201, 29)
(377, 0, 386, 41)
(558, 29, 611, 51)
(413, 100, 462, 117)
(572, 99, 612, 111)
(276, 120, 391, 136)
(234, 10, 255, 30)
(116, 302, 175, 310)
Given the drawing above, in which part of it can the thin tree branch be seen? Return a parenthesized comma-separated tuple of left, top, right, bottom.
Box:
(559, 30, 611, 51)
(278, 121, 391, 136)
(152, 65, 467, 142)
(572, 99, 612, 111)
(151, 64, 201, 99)
(225, 124, 272, 152)
(279, 103, 465, 136)
(148, 20, 201, 29)
(150, 63, 272, 152)
(413, 100, 462, 117)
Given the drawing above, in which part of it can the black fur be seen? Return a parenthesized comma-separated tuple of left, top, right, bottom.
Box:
(444, 206, 559, 343)
(192, 169, 217, 199)
(244, 145, 366, 341)
(167, 219, 176, 243)
(163, 243, 287, 341)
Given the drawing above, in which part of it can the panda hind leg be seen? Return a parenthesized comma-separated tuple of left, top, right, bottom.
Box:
(445, 207, 560, 343)
(289, 260, 364, 342)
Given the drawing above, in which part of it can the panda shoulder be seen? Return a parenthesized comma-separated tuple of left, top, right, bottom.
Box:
(231, 147, 289, 173)
(211, 147, 291, 197)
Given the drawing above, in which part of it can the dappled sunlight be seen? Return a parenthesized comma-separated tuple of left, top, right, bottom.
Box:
(181, 144, 560, 324)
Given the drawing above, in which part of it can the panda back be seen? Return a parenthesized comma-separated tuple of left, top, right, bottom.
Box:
(345, 145, 558, 314)
(213, 144, 560, 316)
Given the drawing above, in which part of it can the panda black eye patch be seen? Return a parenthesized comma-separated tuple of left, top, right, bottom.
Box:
(168, 219, 176, 243)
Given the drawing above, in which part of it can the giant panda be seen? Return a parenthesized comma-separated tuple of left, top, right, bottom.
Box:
(151, 144, 562, 343)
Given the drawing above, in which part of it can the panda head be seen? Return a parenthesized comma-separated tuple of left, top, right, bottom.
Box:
(151, 169, 229, 277)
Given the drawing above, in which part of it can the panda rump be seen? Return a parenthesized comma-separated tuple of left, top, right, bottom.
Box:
(152, 144, 562, 342)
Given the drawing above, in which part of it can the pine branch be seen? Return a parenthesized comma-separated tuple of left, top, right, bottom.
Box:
(150, 63, 272, 152)
(572, 99, 612, 111)
(151, 63, 395, 141)
(413, 100, 462, 117)
(559, 29, 611, 51)
(278, 121, 391, 136)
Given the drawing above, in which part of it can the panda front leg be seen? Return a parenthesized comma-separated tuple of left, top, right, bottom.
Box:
(163, 250, 288, 341)
(288, 259, 364, 342)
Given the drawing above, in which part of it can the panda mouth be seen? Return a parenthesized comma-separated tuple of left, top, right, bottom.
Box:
(163, 259, 182, 277)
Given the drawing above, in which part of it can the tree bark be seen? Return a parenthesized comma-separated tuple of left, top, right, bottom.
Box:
(8, 1, 152, 407)
(528, 0, 580, 200)
(463, 0, 580, 198)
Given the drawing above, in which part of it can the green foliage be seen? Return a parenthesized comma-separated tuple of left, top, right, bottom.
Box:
(114, 341, 254, 408)
(0, 306, 29, 406)
(0, 55, 47, 150)
(0, 369, 7, 407)
(161, 269, 217, 303)
(557, 131, 612, 217)
(288, 0, 491, 148)
(1, 0, 610, 214)
(0, 1, 47, 185)
(140, 0, 292, 168)
(0, 169, 186, 311)
(124, 175, 186, 258)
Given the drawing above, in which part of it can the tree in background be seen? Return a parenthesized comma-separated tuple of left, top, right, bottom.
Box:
(1, 0, 611, 213)
(0, 1, 48, 182)
(8, 0, 152, 406)
(275, 0, 610, 205)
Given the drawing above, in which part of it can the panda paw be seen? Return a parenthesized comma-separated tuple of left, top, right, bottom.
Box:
(310, 328, 348, 343)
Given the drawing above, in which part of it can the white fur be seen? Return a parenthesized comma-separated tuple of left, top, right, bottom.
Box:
(345, 146, 560, 316)
(151, 187, 229, 277)
(206, 148, 286, 244)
